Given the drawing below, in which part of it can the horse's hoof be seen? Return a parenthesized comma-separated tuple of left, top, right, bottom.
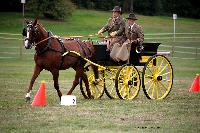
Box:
(25, 97, 31, 102)
(89, 95, 94, 99)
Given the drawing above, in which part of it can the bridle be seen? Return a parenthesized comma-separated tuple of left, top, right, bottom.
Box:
(23, 22, 58, 48)
(24, 23, 39, 44)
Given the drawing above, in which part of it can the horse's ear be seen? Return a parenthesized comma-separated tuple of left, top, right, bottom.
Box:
(25, 19, 29, 24)
(33, 18, 38, 26)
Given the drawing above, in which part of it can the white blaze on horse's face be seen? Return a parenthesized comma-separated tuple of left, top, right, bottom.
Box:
(24, 27, 29, 48)
(24, 24, 32, 49)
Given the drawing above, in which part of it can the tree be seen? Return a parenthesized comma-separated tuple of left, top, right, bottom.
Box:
(72, 0, 200, 18)
(26, 0, 75, 20)
(0, 0, 21, 12)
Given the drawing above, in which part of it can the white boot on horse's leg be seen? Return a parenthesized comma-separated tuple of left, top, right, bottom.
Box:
(25, 91, 32, 102)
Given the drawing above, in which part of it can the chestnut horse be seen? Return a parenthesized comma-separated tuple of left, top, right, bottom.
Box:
(23, 19, 97, 101)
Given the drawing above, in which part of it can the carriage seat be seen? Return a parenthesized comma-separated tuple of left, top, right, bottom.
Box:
(93, 42, 161, 66)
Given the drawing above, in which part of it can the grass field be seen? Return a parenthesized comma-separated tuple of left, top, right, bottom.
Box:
(0, 10, 200, 132)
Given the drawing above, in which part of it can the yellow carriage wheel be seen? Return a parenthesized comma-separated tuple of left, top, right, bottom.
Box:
(104, 67, 119, 99)
(142, 55, 173, 100)
(80, 65, 105, 99)
(115, 64, 141, 100)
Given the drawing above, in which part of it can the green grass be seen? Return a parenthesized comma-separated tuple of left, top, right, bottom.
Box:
(1, 10, 200, 35)
(0, 9, 200, 132)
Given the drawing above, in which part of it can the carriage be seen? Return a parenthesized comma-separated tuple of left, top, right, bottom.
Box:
(23, 19, 173, 101)
(79, 41, 173, 100)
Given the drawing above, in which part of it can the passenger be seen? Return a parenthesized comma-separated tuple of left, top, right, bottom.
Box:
(112, 13, 144, 62)
(97, 6, 126, 51)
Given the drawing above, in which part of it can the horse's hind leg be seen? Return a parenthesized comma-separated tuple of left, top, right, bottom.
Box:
(25, 65, 43, 102)
(91, 64, 99, 79)
(51, 69, 62, 101)
(82, 72, 93, 98)
(67, 66, 90, 96)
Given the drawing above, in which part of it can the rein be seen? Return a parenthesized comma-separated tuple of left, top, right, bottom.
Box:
(34, 32, 65, 54)
(32, 23, 57, 47)
(33, 36, 56, 47)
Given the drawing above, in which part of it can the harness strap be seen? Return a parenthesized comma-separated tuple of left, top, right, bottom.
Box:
(76, 41, 86, 57)
(35, 32, 67, 69)
(37, 32, 52, 54)
(56, 38, 67, 69)
(57, 38, 66, 53)
(76, 41, 90, 66)
(63, 51, 107, 70)
(76, 41, 92, 58)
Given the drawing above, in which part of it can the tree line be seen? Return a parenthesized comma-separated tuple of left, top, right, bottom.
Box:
(0, 0, 199, 19)
(72, 0, 200, 19)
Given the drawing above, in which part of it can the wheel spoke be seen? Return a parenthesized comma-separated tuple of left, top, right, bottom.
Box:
(151, 83, 156, 98)
(160, 71, 171, 76)
(161, 78, 171, 82)
(146, 81, 154, 93)
(122, 86, 127, 97)
(158, 64, 168, 75)
(157, 82, 164, 96)
(109, 86, 115, 93)
(119, 84, 125, 94)
(147, 66, 154, 75)
(129, 72, 137, 79)
(132, 86, 139, 91)
(133, 79, 140, 84)
(92, 86, 97, 95)
(155, 82, 159, 99)
(96, 84, 103, 93)
(127, 87, 130, 98)
(145, 74, 153, 78)
(145, 78, 153, 85)
(158, 81, 168, 92)
(158, 57, 164, 72)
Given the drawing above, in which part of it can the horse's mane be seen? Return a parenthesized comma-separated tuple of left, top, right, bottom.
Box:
(37, 23, 48, 33)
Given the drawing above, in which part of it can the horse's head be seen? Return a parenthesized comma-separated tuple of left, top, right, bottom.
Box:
(22, 19, 39, 49)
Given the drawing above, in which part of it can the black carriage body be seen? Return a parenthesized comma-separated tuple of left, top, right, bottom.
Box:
(93, 42, 161, 66)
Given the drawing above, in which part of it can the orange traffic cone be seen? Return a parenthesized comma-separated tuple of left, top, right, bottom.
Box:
(32, 80, 46, 106)
(189, 74, 200, 92)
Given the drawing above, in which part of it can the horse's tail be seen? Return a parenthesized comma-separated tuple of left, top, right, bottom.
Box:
(85, 42, 99, 79)
(90, 58, 99, 79)
(76, 41, 99, 80)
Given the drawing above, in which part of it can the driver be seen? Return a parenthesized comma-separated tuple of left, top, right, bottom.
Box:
(97, 6, 126, 51)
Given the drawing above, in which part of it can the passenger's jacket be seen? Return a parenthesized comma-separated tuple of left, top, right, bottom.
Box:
(125, 23, 144, 45)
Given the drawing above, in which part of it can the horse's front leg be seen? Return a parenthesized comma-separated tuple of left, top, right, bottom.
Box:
(25, 65, 43, 102)
(51, 69, 62, 101)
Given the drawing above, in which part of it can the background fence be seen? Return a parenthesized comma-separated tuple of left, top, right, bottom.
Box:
(145, 32, 200, 60)
(0, 32, 200, 60)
